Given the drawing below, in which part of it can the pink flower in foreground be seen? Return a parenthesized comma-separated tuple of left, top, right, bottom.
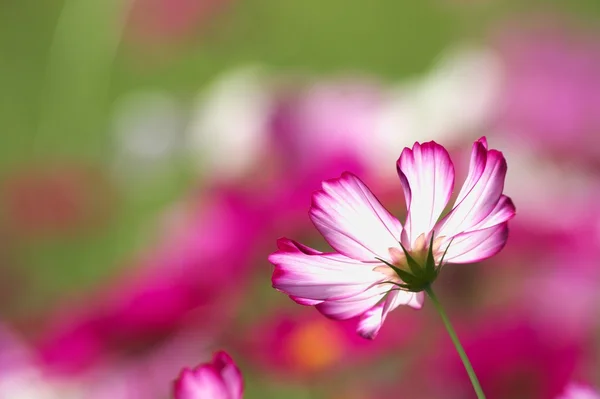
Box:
(270, 137, 515, 338)
(174, 351, 243, 399)
(557, 384, 600, 399)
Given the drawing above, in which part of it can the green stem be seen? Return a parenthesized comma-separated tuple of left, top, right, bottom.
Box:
(424, 285, 486, 399)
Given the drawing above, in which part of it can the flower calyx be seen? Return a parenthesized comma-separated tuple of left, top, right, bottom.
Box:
(377, 234, 451, 293)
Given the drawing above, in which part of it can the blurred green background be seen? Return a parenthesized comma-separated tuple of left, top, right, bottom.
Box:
(1, 0, 599, 332)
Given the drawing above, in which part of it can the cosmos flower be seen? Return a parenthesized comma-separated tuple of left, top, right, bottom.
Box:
(174, 351, 243, 399)
(270, 137, 515, 339)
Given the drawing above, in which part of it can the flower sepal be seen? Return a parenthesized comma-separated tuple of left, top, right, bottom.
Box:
(379, 234, 450, 293)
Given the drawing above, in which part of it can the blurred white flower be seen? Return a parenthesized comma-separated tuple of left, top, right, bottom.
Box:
(495, 135, 600, 230)
(111, 91, 186, 178)
(186, 66, 274, 181)
(372, 44, 503, 179)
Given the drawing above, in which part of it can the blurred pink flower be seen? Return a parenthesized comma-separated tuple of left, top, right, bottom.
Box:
(0, 325, 84, 398)
(126, 0, 232, 45)
(174, 351, 243, 399)
(188, 77, 390, 239)
(478, 192, 600, 342)
(259, 81, 386, 233)
(494, 22, 600, 161)
(36, 188, 263, 374)
(271, 81, 383, 174)
(557, 383, 600, 399)
(0, 323, 213, 399)
(411, 314, 583, 399)
(270, 137, 515, 339)
(523, 253, 600, 341)
(236, 307, 421, 379)
(1, 163, 114, 237)
(82, 328, 211, 399)
(474, 139, 600, 341)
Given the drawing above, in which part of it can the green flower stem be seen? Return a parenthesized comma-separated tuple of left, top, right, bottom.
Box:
(424, 285, 486, 399)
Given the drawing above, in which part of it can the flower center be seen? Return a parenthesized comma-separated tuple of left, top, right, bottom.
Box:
(374, 233, 449, 292)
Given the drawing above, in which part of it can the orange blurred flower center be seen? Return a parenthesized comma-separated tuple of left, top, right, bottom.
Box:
(285, 319, 344, 373)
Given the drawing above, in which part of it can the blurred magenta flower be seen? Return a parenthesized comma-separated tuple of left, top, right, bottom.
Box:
(494, 22, 600, 161)
(36, 188, 262, 373)
(127, 0, 232, 45)
(2, 324, 214, 399)
(81, 328, 211, 399)
(411, 314, 583, 399)
(174, 351, 243, 399)
(270, 137, 515, 338)
(266, 81, 390, 218)
(481, 153, 600, 342)
(1, 163, 114, 237)
(237, 308, 421, 378)
(523, 252, 600, 341)
(271, 81, 383, 174)
(557, 383, 600, 399)
(188, 75, 392, 236)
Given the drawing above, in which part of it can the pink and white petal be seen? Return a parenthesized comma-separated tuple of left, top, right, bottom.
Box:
(290, 296, 323, 306)
(356, 301, 387, 340)
(557, 383, 600, 399)
(270, 238, 385, 302)
(441, 223, 509, 264)
(212, 352, 243, 399)
(174, 367, 229, 399)
(310, 172, 403, 261)
(470, 195, 515, 231)
(397, 141, 455, 248)
(316, 284, 390, 320)
(436, 139, 508, 238)
(454, 137, 488, 205)
(405, 291, 425, 309)
(356, 290, 424, 339)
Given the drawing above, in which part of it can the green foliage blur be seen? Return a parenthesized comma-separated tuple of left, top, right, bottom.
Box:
(0, 0, 598, 331)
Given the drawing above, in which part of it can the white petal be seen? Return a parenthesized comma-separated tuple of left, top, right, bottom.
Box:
(397, 141, 455, 248)
(442, 224, 509, 264)
(310, 172, 403, 261)
(316, 284, 390, 320)
(436, 138, 508, 238)
(470, 195, 515, 231)
(356, 291, 424, 339)
(270, 239, 385, 302)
